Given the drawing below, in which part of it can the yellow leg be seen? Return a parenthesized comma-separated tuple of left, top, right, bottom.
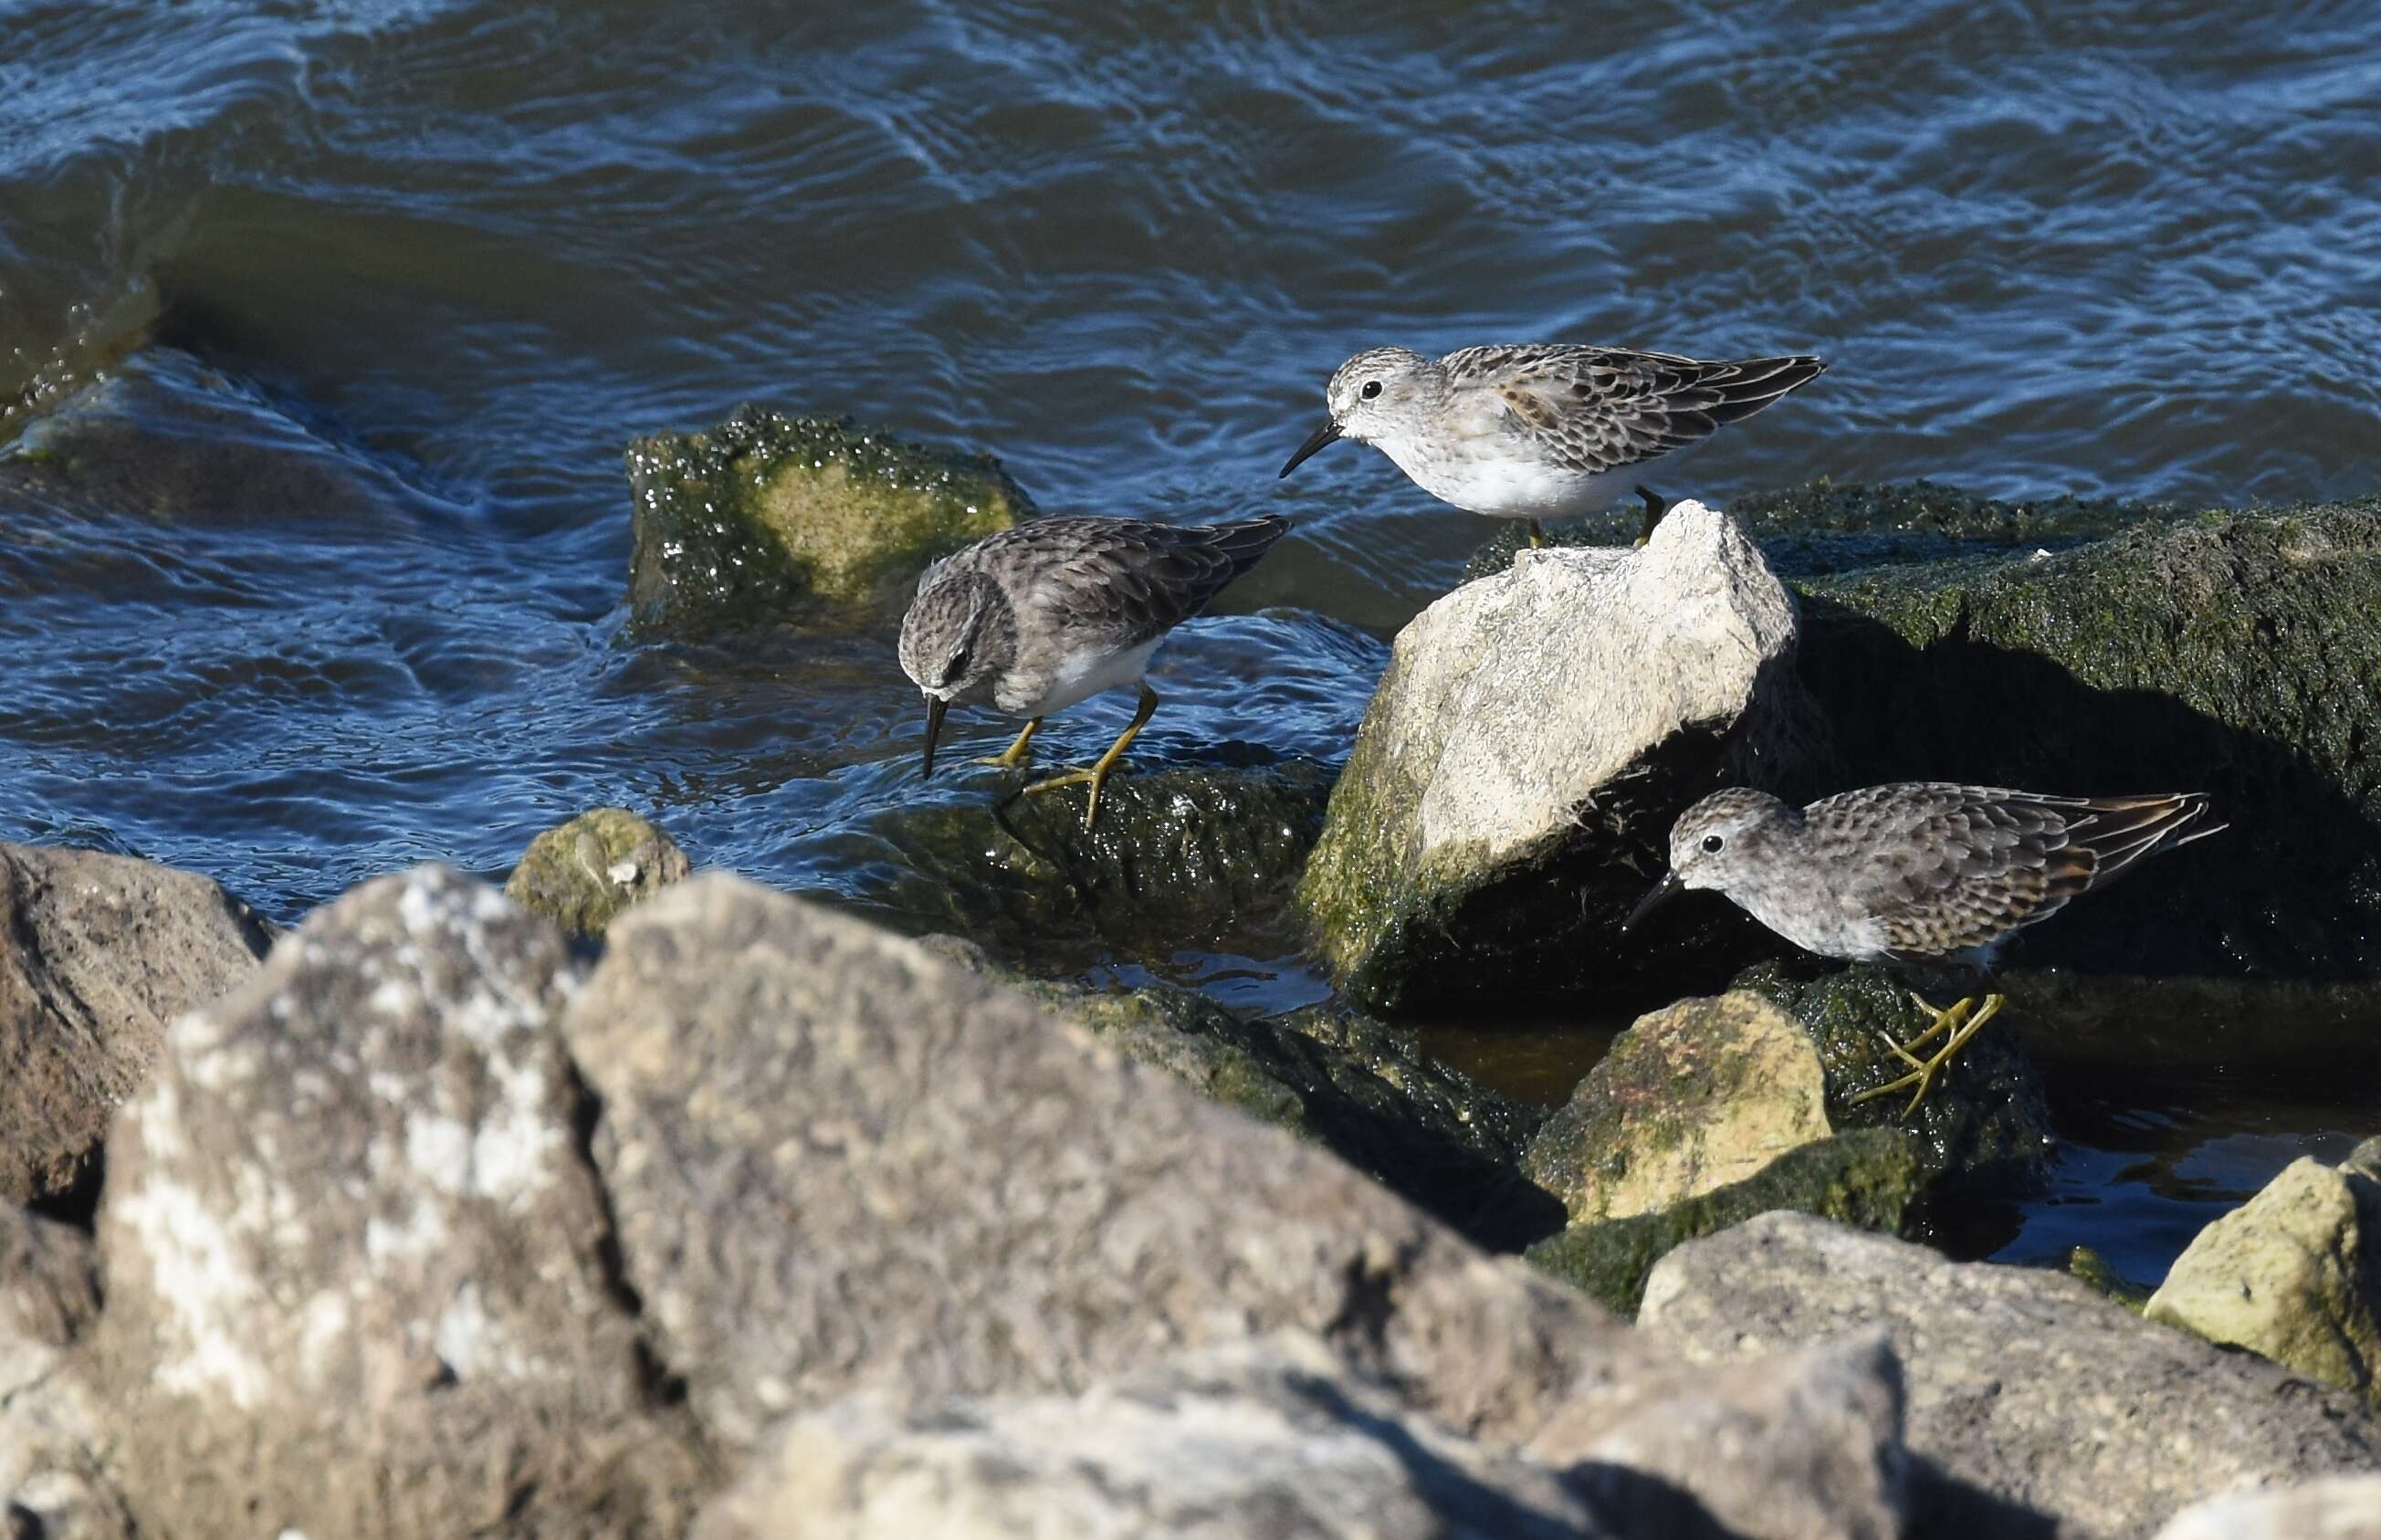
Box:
(1633, 485, 1668, 547)
(1848, 993, 2007, 1120)
(1023, 685, 1159, 831)
(973, 717, 1041, 770)
(1526, 519, 1544, 549)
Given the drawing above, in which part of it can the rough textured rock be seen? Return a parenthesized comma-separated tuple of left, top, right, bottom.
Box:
(1524, 990, 1831, 1224)
(2155, 1474, 2381, 1540)
(0, 1211, 123, 1540)
(1640, 1213, 2381, 1540)
(1796, 502, 2381, 980)
(561, 872, 1667, 1461)
(1733, 961, 2056, 1192)
(1535, 1331, 1910, 1540)
(626, 407, 1029, 635)
(91, 865, 710, 1538)
(1296, 500, 1813, 1012)
(1000, 969, 1559, 1251)
(0, 842, 273, 1205)
(693, 1333, 1615, 1540)
(504, 806, 692, 938)
(2146, 1145, 2381, 1400)
(1526, 1129, 1918, 1316)
(856, 760, 1331, 975)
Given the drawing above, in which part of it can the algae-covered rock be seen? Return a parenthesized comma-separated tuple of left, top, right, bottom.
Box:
(1001, 973, 1558, 1250)
(625, 406, 1031, 634)
(503, 806, 691, 938)
(1526, 1128, 1917, 1316)
(2145, 1144, 2381, 1401)
(1522, 991, 1830, 1225)
(2067, 1246, 2152, 1313)
(1732, 960, 2056, 1191)
(855, 760, 1332, 975)
(1296, 501, 1813, 1014)
(1464, 477, 2168, 581)
(1799, 502, 2381, 979)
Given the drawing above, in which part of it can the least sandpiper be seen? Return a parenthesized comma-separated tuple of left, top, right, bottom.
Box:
(1623, 783, 2225, 1115)
(898, 515, 1290, 830)
(1279, 344, 1826, 545)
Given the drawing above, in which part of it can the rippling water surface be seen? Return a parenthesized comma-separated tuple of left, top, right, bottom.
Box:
(5, 0, 2379, 1271)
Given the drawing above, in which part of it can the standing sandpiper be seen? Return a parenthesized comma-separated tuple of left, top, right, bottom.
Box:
(1623, 783, 2225, 1116)
(898, 515, 1290, 831)
(1279, 344, 1826, 546)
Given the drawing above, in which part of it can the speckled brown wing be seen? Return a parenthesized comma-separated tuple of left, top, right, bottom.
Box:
(1444, 345, 1826, 477)
(977, 515, 1289, 649)
(1828, 784, 2222, 962)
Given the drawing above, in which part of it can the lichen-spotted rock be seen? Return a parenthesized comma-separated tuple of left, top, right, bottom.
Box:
(91, 865, 708, 1538)
(626, 407, 1030, 634)
(504, 806, 691, 938)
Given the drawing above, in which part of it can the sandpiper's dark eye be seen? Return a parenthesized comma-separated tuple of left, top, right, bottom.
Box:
(944, 646, 970, 680)
(1360, 380, 1381, 400)
(1701, 834, 1724, 854)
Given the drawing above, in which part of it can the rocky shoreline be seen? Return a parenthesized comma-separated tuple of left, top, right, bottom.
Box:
(5, 402, 2381, 1536)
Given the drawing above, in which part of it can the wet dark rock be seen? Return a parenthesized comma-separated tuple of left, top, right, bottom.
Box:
(1009, 975, 1558, 1250)
(695, 1333, 1614, 1540)
(90, 866, 713, 1538)
(503, 806, 692, 938)
(1732, 961, 2057, 1193)
(1526, 1129, 1919, 1317)
(855, 759, 1332, 974)
(1640, 1213, 2381, 1540)
(1465, 477, 2173, 582)
(560, 872, 1671, 1461)
(0, 843, 273, 1207)
(625, 407, 1030, 636)
(1297, 502, 1815, 1014)
(1796, 501, 2381, 980)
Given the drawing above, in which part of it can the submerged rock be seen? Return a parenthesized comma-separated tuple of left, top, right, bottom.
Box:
(0, 843, 273, 1207)
(1522, 990, 1831, 1225)
(694, 1333, 1610, 1540)
(90, 866, 711, 1538)
(1798, 501, 2381, 979)
(1525, 1128, 1918, 1316)
(503, 806, 691, 938)
(1640, 1213, 2381, 1540)
(2145, 1141, 2381, 1402)
(1296, 501, 1813, 1013)
(625, 407, 1030, 635)
(855, 760, 1331, 974)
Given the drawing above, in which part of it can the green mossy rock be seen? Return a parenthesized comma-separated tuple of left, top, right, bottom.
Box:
(1525, 1127, 1920, 1316)
(625, 407, 1031, 635)
(1522, 992, 1832, 1226)
(2067, 1246, 2151, 1313)
(854, 761, 1333, 977)
(503, 807, 691, 938)
(1731, 961, 2057, 1192)
(1798, 501, 2381, 978)
(928, 950, 1560, 1251)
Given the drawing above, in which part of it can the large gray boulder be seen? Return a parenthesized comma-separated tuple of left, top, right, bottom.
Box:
(559, 872, 1661, 1459)
(1638, 1213, 2381, 1540)
(693, 1332, 1613, 1540)
(1295, 500, 1812, 1011)
(89, 866, 711, 1538)
(2155, 1475, 2381, 1540)
(0, 843, 272, 1205)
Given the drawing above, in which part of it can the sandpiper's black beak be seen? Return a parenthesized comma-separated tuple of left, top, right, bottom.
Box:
(1278, 419, 1342, 478)
(919, 695, 948, 780)
(1621, 872, 1682, 935)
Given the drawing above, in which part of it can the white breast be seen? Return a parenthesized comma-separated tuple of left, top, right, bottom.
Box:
(1007, 635, 1161, 717)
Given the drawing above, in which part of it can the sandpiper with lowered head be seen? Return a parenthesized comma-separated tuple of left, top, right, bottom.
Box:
(898, 515, 1290, 831)
(1623, 782, 2225, 1116)
(1280, 344, 1826, 546)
